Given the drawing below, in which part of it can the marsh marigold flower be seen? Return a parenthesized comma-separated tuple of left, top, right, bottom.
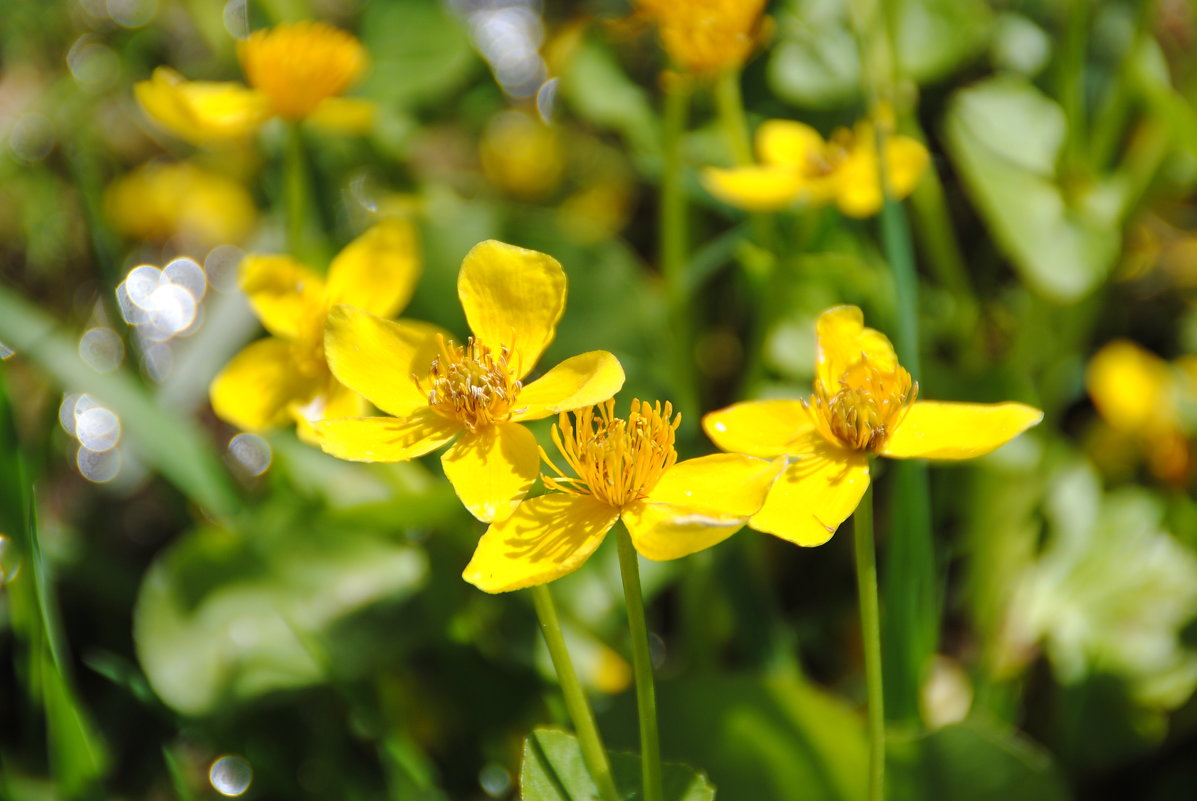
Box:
(702, 119, 928, 217)
(703, 306, 1043, 546)
(637, 0, 767, 76)
(136, 21, 371, 145)
(210, 220, 419, 439)
(463, 398, 780, 592)
(314, 241, 626, 523)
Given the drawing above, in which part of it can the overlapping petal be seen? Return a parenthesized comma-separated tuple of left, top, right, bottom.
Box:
(291, 378, 365, 445)
(463, 494, 620, 593)
(324, 306, 447, 418)
(815, 305, 898, 388)
(879, 401, 1044, 460)
(210, 338, 317, 431)
(440, 423, 541, 522)
(315, 409, 460, 462)
(835, 133, 930, 218)
(239, 255, 325, 340)
(512, 352, 626, 421)
(326, 219, 420, 318)
(757, 120, 823, 167)
(458, 240, 566, 376)
(749, 432, 871, 547)
(134, 67, 268, 144)
(701, 166, 804, 212)
(702, 399, 813, 458)
(624, 454, 781, 560)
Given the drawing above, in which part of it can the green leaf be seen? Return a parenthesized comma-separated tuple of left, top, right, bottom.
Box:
(888, 721, 1069, 801)
(520, 728, 715, 801)
(133, 518, 428, 715)
(358, 0, 478, 109)
(944, 77, 1122, 302)
(0, 285, 240, 521)
(559, 38, 659, 158)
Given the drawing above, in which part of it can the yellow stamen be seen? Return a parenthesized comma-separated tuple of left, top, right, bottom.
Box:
(419, 335, 522, 432)
(542, 399, 680, 508)
(806, 357, 918, 452)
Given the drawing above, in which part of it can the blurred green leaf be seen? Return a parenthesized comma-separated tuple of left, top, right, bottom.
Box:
(358, 0, 478, 109)
(134, 520, 428, 715)
(888, 721, 1068, 801)
(42, 657, 109, 797)
(520, 728, 715, 801)
(559, 37, 659, 158)
(944, 77, 1121, 302)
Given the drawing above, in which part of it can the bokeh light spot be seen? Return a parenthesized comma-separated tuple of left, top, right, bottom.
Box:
(209, 755, 253, 797)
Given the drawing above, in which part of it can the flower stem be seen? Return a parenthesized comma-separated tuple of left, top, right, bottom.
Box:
(853, 481, 885, 801)
(615, 527, 663, 801)
(283, 122, 321, 265)
(529, 584, 621, 801)
(713, 69, 753, 166)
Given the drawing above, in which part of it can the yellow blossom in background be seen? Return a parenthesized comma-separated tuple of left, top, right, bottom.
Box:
(703, 306, 1043, 546)
(315, 241, 626, 523)
(463, 399, 780, 592)
(637, 0, 767, 76)
(702, 119, 929, 217)
(1086, 340, 1195, 484)
(104, 161, 256, 249)
(479, 111, 565, 201)
(135, 21, 372, 145)
(210, 219, 419, 440)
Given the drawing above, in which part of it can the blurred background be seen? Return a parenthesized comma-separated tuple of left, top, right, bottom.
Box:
(1, 1, 1196, 799)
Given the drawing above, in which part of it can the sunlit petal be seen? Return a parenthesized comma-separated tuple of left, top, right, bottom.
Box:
(239, 255, 325, 340)
(463, 494, 620, 593)
(326, 219, 420, 318)
(702, 399, 813, 457)
(879, 401, 1044, 460)
(291, 378, 365, 445)
(314, 409, 460, 462)
(324, 305, 448, 417)
(458, 240, 565, 377)
(756, 120, 824, 167)
(815, 305, 898, 389)
(209, 338, 316, 431)
(441, 423, 540, 522)
(512, 351, 626, 421)
(134, 68, 268, 145)
(749, 433, 870, 546)
(701, 165, 804, 212)
(625, 454, 782, 560)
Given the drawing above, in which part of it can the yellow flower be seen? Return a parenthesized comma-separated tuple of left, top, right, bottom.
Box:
(210, 220, 419, 439)
(314, 241, 627, 523)
(463, 399, 781, 592)
(135, 22, 372, 145)
(104, 161, 257, 249)
(637, 0, 767, 76)
(702, 119, 929, 217)
(703, 306, 1043, 546)
(479, 111, 565, 201)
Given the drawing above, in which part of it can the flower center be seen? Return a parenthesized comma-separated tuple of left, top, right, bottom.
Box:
(806, 359, 917, 452)
(805, 131, 853, 178)
(238, 22, 365, 119)
(542, 399, 680, 508)
(420, 335, 522, 432)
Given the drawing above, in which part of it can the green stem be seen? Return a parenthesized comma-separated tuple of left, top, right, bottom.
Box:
(1059, 0, 1088, 177)
(615, 527, 663, 801)
(713, 70, 753, 166)
(853, 482, 885, 801)
(529, 584, 621, 801)
(284, 122, 318, 264)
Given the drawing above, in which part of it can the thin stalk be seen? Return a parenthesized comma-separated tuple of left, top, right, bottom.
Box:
(713, 70, 753, 166)
(1091, 0, 1159, 169)
(283, 122, 319, 264)
(853, 481, 885, 801)
(615, 527, 663, 801)
(1058, 0, 1089, 177)
(529, 584, 621, 801)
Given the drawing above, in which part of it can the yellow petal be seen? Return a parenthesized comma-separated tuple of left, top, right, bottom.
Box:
(512, 351, 626, 421)
(1086, 340, 1172, 434)
(749, 433, 870, 546)
(463, 493, 620, 593)
(879, 401, 1044, 460)
(756, 120, 825, 167)
(440, 423, 541, 522)
(210, 337, 316, 431)
(134, 67, 268, 145)
(834, 132, 928, 218)
(624, 454, 781, 560)
(291, 378, 365, 445)
(815, 305, 898, 389)
(324, 305, 448, 418)
(325, 220, 420, 318)
(306, 96, 376, 133)
(457, 240, 566, 377)
(702, 399, 813, 458)
(314, 409, 460, 462)
(239, 255, 325, 340)
(701, 165, 804, 212)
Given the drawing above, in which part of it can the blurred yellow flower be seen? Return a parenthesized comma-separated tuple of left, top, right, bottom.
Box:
(210, 220, 419, 439)
(704, 306, 1043, 546)
(479, 111, 565, 200)
(637, 0, 767, 76)
(463, 399, 780, 593)
(104, 161, 256, 249)
(135, 21, 372, 145)
(315, 241, 626, 523)
(702, 119, 929, 217)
